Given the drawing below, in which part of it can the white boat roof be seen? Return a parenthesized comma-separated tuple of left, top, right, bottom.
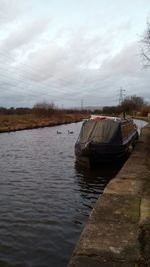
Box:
(90, 115, 122, 122)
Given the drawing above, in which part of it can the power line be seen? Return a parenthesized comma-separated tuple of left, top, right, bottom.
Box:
(0, 49, 119, 107)
(0, 51, 94, 105)
(0, 50, 82, 95)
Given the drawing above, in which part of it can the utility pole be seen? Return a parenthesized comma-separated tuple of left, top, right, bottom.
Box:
(119, 87, 126, 105)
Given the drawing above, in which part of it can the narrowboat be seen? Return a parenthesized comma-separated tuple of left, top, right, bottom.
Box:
(75, 116, 139, 166)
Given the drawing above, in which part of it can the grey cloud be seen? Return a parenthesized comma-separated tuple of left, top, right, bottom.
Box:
(100, 43, 141, 77)
(15, 38, 150, 106)
(20, 30, 110, 86)
(0, 13, 149, 108)
(0, 0, 30, 25)
(20, 22, 135, 84)
(1, 17, 50, 53)
(0, 0, 16, 24)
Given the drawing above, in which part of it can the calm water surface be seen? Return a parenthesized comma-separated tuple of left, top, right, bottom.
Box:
(0, 120, 146, 267)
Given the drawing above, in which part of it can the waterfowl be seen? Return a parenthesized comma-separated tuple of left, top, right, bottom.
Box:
(57, 130, 62, 134)
(68, 130, 74, 134)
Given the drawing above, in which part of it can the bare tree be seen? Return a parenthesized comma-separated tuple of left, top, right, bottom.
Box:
(142, 21, 150, 67)
(121, 95, 144, 114)
(33, 101, 56, 117)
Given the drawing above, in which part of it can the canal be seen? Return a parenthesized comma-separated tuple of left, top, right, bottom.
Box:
(0, 120, 146, 267)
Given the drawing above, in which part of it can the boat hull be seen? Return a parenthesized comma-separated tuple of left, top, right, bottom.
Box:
(75, 116, 139, 167)
(75, 132, 138, 166)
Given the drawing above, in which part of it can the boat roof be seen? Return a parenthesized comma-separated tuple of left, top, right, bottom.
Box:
(79, 117, 121, 144)
(90, 115, 132, 123)
(79, 115, 136, 144)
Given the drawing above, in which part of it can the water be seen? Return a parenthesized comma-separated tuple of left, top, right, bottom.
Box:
(134, 119, 147, 134)
(0, 120, 146, 267)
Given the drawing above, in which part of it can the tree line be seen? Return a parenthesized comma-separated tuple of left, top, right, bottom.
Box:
(0, 102, 89, 117)
(93, 95, 150, 116)
(0, 94, 149, 117)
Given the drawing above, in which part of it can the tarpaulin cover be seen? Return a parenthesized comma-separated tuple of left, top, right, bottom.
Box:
(78, 119, 120, 144)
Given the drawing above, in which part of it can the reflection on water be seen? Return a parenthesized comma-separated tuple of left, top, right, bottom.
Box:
(75, 161, 124, 210)
(134, 119, 147, 134)
(0, 120, 145, 267)
(76, 161, 123, 185)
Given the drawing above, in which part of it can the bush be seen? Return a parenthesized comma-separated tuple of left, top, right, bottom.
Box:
(33, 102, 56, 117)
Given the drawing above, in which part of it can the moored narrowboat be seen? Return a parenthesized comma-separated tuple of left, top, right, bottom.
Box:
(75, 116, 139, 166)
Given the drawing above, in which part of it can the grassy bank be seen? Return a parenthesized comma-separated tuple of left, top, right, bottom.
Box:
(0, 113, 89, 133)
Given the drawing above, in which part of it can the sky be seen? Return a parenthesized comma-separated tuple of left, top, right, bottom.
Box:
(0, 0, 150, 108)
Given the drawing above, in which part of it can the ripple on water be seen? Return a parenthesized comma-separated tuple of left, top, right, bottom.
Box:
(0, 122, 125, 267)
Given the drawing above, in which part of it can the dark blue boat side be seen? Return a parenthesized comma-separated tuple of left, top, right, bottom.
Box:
(75, 116, 138, 166)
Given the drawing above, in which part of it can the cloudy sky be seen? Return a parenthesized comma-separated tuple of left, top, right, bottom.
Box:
(0, 0, 150, 108)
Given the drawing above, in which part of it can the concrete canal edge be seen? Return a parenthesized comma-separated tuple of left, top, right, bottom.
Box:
(67, 123, 150, 267)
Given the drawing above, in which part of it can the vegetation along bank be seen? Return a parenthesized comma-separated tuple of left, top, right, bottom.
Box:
(0, 104, 89, 133)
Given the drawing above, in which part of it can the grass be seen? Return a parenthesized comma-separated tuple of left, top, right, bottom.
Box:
(0, 113, 88, 133)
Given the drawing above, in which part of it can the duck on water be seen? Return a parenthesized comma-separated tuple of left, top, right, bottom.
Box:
(75, 115, 139, 166)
